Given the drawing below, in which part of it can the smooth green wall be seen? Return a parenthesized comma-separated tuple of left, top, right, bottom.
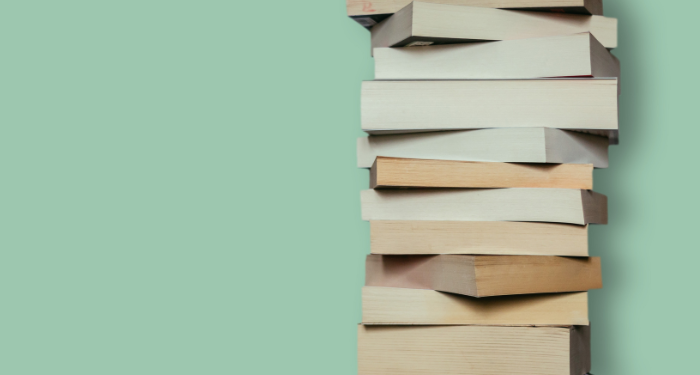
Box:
(0, 1, 691, 374)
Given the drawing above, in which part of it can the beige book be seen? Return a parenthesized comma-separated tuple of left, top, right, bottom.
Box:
(357, 128, 610, 169)
(370, 157, 594, 189)
(362, 287, 589, 325)
(365, 254, 602, 297)
(371, 221, 589, 255)
(358, 324, 591, 375)
(361, 188, 607, 225)
(361, 79, 618, 139)
(374, 33, 619, 80)
(371, 2, 617, 51)
(349, 0, 603, 30)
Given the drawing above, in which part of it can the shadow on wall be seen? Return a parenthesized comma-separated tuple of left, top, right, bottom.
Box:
(590, 1, 646, 373)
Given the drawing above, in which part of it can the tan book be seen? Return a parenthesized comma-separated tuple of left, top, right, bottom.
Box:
(371, 2, 617, 50)
(361, 79, 618, 139)
(363, 287, 589, 325)
(374, 33, 619, 80)
(361, 188, 607, 225)
(357, 128, 610, 169)
(365, 254, 602, 297)
(371, 221, 589, 256)
(349, 0, 603, 29)
(358, 325, 591, 375)
(370, 157, 594, 189)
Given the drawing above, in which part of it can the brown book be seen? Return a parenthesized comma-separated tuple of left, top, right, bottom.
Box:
(371, 2, 617, 51)
(358, 325, 591, 375)
(365, 254, 602, 297)
(371, 157, 593, 189)
(363, 287, 589, 325)
(349, 0, 603, 29)
(370, 221, 589, 256)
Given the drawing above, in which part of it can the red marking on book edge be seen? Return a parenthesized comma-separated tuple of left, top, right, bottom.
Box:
(362, 2, 376, 12)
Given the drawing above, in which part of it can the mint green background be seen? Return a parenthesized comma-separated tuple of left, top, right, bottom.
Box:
(0, 1, 691, 374)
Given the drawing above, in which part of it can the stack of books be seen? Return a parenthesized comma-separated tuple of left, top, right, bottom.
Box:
(348, 1, 619, 374)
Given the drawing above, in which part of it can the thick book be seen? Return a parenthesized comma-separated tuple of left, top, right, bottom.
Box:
(363, 287, 589, 325)
(349, 0, 603, 29)
(371, 221, 589, 256)
(357, 128, 610, 168)
(374, 33, 619, 80)
(361, 188, 607, 225)
(365, 254, 603, 297)
(371, 2, 617, 51)
(370, 157, 594, 189)
(361, 79, 618, 138)
(358, 325, 591, 375)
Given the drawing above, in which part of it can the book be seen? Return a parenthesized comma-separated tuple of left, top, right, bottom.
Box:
(370, 220, 589, 256)
(361, 188, 607, 225)
(365, 254, 602, 297)
(374, 33, 619, 80)
(349, 0, 603, 29)
(363, 287, 589, 325)
(370, 157, 594, 189)
(358, 325, 590, 375)
(357, 128, 610, 168)
(371, 2, 617, 50)
(361, 79, 618, 138)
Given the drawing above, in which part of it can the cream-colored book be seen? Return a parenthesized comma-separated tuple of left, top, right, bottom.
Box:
(361, 188, 607, 225)
(365, 254, 602, 297)
(374, 33, 619, 80)
(362, 287, 589, 325)
(371, 221, 589, 256)
(361, 79, 618, 139)
(358, 325, 590, 375)
(371, 2, 617, 50)
(357, 128, 609, 168)
(370, 157, 594, 189)
(350, 0, 603, 29)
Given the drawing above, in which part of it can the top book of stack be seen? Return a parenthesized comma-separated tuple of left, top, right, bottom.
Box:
(348, 0, 604, 28)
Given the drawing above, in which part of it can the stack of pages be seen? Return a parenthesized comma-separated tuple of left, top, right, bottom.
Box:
(348, 1, 619, 374)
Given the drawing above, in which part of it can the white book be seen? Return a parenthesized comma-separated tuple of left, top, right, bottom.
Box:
(371, 2, 617, 51)
(361, 79, 618, 139)
(357, 128, 609, 168)
(360, 188, 607, 225)
(374, 33, 619, 80)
